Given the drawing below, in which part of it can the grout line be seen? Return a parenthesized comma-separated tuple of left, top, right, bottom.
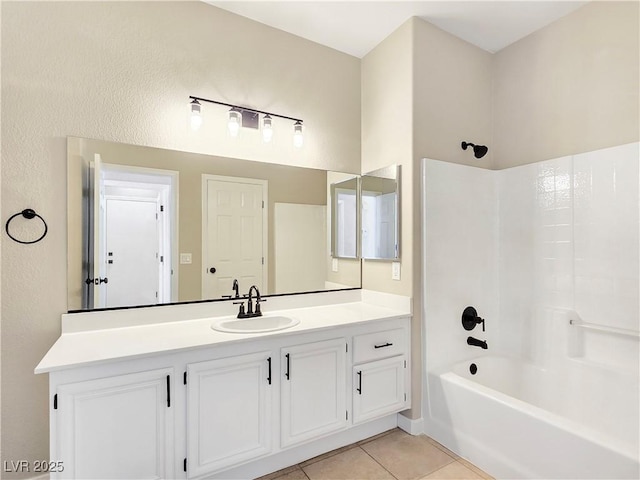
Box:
(359, 445, 400, 480)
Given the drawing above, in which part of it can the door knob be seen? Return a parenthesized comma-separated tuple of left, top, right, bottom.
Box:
(209, 267, 216, 274)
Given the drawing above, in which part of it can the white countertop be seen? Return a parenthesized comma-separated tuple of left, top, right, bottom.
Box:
(35, 297, 411, 374)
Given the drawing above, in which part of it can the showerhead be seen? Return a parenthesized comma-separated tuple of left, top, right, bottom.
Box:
(461, 141, 488, 159)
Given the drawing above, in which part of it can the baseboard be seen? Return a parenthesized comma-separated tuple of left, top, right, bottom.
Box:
(397, 412, 424, 435)
(209, 414, 398, 479)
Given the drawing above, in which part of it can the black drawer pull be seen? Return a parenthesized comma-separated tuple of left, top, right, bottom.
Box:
(356, 371, 362, 395)
(374, 342, 393, 349)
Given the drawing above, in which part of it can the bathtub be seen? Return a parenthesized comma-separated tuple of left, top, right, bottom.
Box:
(425, 355, 640, 479)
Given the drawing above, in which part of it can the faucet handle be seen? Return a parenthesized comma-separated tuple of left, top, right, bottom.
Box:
(255, 298, 266, 316)
(233, 301, 246, 317)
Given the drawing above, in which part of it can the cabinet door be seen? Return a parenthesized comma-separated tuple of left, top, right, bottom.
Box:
(56, 368, 174, 479)
(353, 356, 406, 424)
(187, 351, 273, 478)
(281, 338, 347, 448)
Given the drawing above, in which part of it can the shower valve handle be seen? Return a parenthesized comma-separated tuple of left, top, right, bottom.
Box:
(462, 306, 485, 332)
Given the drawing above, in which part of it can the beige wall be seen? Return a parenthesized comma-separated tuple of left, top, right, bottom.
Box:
(361, 20, 414, 298)
(1, 2, 360, 473)
(361, 16, 493, 421)
(492, 1, 640, 168)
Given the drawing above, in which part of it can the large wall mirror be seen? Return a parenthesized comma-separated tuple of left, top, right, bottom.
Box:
(361, 165, 400, 260)
(67, 137, 361, 312)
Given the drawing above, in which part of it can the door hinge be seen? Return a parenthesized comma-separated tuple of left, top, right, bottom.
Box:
(346, 343, 348, 353)
(183, 458, 187, 472)
(53, 394, 58, 410)
(404, 360, 407, 368)
(160, 255, 164, 263)
(183, 371, 187, 385)
(160, 205, 164, 212)
(156, 213, 158, 220)
(262, 257, 264, 265)
(155, 291, 158, 298)
(262, 200, 264, 208)
(346, 410, 348, 420)
(404, 393, 407, 402)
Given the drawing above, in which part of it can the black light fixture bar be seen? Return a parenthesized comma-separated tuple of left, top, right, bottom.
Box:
(189, 96, 303, 123)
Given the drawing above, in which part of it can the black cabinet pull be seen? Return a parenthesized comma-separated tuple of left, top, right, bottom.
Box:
(267, 357, 272, 385)
(285, 353, 290, 380)
(356, 371, 362, 395)
(166, 375, 171, 407)
(374, 342, 393, 349)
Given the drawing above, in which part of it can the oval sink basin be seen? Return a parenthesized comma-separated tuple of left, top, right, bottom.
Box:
(212, 315, 300, 334)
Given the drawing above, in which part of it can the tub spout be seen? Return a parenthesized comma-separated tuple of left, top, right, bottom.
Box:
(467, 336, 488, 349)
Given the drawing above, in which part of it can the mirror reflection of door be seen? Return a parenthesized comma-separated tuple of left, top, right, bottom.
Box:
(88, 156, 178, 308)
(202, 175, 267, 299)
(335, 188, 357, 258)
(362, 190, 397, 259)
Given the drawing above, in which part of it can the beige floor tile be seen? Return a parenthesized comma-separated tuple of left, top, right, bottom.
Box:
(299, 443, 359, 468)
(423, 436, 460, 460)
(257, 465, 305, 480)
(272, 467, 310, 480)
(302, 446, 395, 480)
(360, 429, 455, 480)
(419, 461, 483, 479)
(456, 459, 493, 480)
(357, 428, 398, 445)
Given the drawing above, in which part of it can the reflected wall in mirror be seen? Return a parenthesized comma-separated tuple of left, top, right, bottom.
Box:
(330, 175, 359, 259)
(361, 165, 400, 260)
(67, 137, 361, 311)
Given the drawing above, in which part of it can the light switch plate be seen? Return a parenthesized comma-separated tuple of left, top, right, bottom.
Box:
(392, 262, 401, 280)
(180, 253, 192, 265)
(332, 258, 339, 272)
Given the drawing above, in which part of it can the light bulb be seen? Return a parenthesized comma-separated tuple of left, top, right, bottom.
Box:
(190, 99, 202, 131)
(228, 109, 242, 137)
(262, 114, 273, 143)
(293, 121, 303, 148)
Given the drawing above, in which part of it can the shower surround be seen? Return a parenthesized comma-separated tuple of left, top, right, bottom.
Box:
(422, 143, 639, 479)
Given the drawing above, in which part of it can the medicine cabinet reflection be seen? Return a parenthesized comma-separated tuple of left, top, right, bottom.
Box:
(361, 165, 400, 260)
(330, 175, 359, 259)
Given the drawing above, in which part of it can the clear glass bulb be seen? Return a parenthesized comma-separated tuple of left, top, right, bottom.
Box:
(263, 115, 273, 143)
(228, 109, 242, 137)
(190, 100, 202, 131)
(293, 121, 303, 148)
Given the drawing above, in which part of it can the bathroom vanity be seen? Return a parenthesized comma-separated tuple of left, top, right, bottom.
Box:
(36, 291, 411, 479)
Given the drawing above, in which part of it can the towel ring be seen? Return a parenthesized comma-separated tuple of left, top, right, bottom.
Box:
(5, 209, 48, 244)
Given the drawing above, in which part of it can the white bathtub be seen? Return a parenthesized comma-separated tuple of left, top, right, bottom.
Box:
(426, 355, 640, 479)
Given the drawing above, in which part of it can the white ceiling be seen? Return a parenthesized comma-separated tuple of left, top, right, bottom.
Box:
(207, 1, 588, 57)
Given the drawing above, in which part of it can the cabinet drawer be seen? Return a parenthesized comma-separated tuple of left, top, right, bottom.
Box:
(353, 328, 405, 364)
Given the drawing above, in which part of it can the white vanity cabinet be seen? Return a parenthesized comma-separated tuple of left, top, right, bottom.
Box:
(186, 351, 274, 478)
(53, 367, 175, 479)
(42, 305, 411, 480)
(280, 338, 347, 448)
(352, 328, 409, 425)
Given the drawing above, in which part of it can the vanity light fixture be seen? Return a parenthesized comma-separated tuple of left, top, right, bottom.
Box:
(228, 108, 242, 137)
(262, 114, 273, 143)
(189, 96, 303, 146)
(190, 99, 202, 131)
(293, 120, 304, 148)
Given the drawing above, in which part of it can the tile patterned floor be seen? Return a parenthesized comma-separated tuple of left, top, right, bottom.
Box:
(258, 429, 493, 480)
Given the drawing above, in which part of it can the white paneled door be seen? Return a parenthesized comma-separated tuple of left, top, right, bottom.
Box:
(105, 198, 160, 307)
(202, 176, 267, 299)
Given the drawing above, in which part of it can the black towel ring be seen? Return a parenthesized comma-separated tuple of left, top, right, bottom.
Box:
(5, 208, 48, 244)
